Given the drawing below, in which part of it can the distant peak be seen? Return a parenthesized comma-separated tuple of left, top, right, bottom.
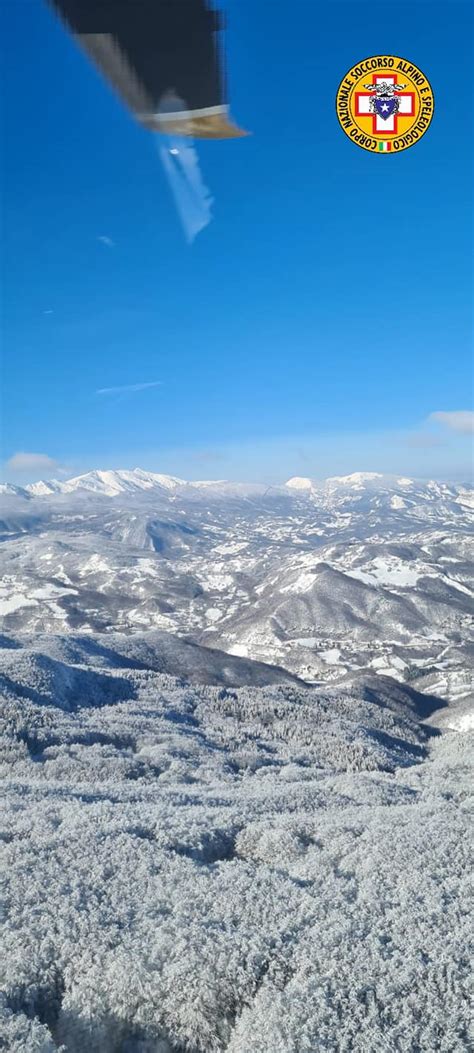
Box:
(285, 477, 314, 490)
(26, 479, 62, 496)
(0, 482, 30, 497)
(16, 468, 189, 498)
(58, 468, 187, 496)
(326, 472, 385, 486)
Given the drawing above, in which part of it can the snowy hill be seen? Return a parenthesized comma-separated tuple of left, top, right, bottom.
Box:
(0, 628, 303, 695)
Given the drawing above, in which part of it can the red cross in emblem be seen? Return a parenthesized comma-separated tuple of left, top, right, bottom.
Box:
(355, 74, 415, 135)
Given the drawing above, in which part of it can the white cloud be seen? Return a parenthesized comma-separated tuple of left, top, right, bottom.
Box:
(97, 235, 115, 248)
(96, 381, 162, 397)
(5, 452, 59, 473)
(429, 411, 474, 435)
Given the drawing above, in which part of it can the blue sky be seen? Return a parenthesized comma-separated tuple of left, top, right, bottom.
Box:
(1, 0, 473, 483)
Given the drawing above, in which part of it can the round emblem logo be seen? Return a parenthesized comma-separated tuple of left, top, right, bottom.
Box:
(336, 55, 434, 153)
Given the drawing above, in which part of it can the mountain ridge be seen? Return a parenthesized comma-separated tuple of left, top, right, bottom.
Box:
(0, 465, 470, 502)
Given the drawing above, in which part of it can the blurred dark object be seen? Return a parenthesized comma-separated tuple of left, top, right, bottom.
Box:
(48, 0, 246, 137)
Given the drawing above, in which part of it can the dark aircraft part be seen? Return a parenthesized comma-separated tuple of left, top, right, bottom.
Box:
(48, 0, 246, 137)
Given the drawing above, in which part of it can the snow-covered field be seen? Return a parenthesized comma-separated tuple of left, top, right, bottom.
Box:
(1, 633, 472, 1051)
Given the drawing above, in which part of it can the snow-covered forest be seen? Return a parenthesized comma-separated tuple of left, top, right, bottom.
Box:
(1, 632, 471, 1051)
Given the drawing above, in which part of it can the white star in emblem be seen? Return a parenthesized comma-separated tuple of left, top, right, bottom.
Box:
(381, 103, 389, 112)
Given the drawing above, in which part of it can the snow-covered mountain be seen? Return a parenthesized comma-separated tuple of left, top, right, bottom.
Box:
(14, 466, 473, 503)
(1, 468, 472, 702)
(0, 482, 31, 498)
(26, 468, 187, 497)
